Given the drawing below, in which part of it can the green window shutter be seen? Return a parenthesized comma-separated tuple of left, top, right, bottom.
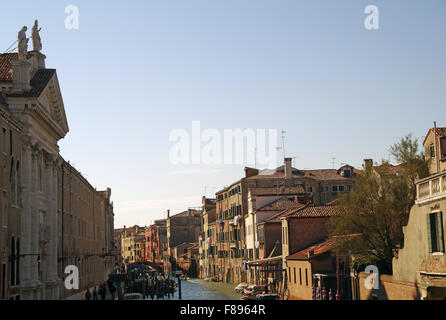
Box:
(427, 214, 433, 253)
(431, 214, 439, 252)
(436, 212, 445, 253)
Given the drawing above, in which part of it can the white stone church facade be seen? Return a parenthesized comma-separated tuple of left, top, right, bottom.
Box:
(0, 24, 115, 300)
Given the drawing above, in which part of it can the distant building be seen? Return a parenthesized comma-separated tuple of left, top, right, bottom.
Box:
(213, 157, 356, 285)
(121, 226, 145, 270)
(199, 197, 216, 279)
(286, 237, 341, 300)
(281, 204, 346, 299)
(167, 209, 202, 249)
(57, 161, 115, 300)
(145, 219, 167, 266)
(164, 209, 202, 274)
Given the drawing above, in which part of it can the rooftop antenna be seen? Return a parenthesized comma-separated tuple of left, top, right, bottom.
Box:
(281, 130, 286, 159)
(331, 157, 336, 169)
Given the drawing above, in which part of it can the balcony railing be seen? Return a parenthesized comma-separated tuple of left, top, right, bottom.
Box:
(416, 171, 446, 204)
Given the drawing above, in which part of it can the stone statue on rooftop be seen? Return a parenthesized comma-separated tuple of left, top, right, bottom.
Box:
(32, 20, 42, 51)
(18, 26, 28, 60)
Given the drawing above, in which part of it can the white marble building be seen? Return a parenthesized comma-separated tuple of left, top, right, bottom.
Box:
(0, 23, 114, 300)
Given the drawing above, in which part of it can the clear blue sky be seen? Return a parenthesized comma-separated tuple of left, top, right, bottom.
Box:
(1, 1, 445, 227)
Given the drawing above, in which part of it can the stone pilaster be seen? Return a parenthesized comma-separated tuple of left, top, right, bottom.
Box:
(44, 154, 59, 299)
(30, 144, 41, 298)
(19, 139, 33, 299)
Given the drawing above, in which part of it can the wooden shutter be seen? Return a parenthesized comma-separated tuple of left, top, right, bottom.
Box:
(436, 212, 445, 253)
(427, 214, 433, 253)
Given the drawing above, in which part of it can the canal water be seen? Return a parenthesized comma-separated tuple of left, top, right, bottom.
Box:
(168, 278, 241, 300)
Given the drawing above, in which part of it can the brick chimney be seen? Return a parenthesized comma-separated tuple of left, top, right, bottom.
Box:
(284, 158, 292, 179)
(363, 159, 373, 169)
(244, 167, 259, 178)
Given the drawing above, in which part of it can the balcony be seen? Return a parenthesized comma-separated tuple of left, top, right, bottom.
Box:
(416, 171, 446, 204)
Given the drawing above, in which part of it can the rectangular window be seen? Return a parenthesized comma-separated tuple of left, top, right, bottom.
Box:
(305, 269, 308, 286)
(430, 143, 435, 158)
(293, 268, 296, 284)
(299, 268, 302, 285)
(332, 186, 338, 192)
(288, 267, 291, 283)
(427, 212, 445, 253)
(257, 228, 264, 244)
(2, 128, 6, 153)
(339, 185, 345, 192)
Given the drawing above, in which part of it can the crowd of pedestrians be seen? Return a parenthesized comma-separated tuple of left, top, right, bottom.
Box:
(84, 268, 177, 300)
(144, 274, 176, 300)
(85, 278, 117, 300)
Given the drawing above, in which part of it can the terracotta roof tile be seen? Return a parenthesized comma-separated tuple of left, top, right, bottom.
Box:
(245, 165, 357, 181)
(269, 204, 340, 222)
(171, 209, 202, 218)
(257, 197, 300, 211)
(301, 168, 359, 181)
(249, 186, 306, 196)
(286, 237, 338, 260)
(290, 205, 340, 218)
(0, 53, 17, 81)
(264, 203, 306, 222)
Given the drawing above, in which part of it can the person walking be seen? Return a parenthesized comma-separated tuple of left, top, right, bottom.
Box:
(85, 288, 91, 300)
(99, 282, 107, 300)
(107, 278, 115, 300)
(92, 286, 98, 300)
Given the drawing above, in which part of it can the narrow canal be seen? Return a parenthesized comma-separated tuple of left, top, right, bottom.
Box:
(169, 278, 241, 300)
